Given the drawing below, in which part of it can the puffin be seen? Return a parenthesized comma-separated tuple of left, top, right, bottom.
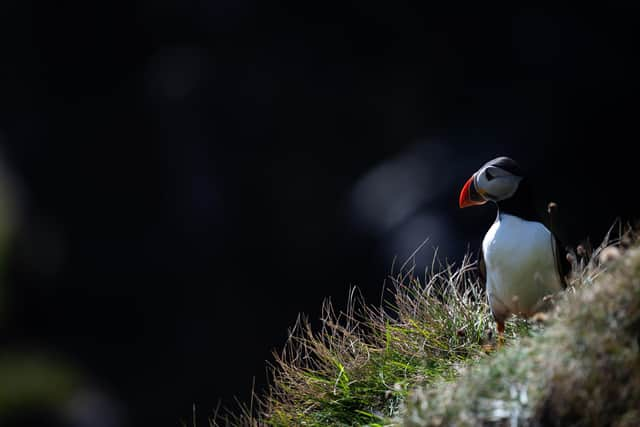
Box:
(458, 156, 569, 342)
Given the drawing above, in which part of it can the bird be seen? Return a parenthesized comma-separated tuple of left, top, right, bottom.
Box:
(458, 156, 569, 345)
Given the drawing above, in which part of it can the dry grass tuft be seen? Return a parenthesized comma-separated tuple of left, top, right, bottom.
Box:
(213, 253, 528, 426)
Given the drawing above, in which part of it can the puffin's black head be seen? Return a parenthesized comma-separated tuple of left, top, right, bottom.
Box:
(459, 157, 524, 208)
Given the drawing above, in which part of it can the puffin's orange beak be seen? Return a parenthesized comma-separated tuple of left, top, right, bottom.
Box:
(459, 174, 487, 208)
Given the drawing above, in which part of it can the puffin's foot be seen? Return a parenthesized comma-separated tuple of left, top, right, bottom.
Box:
(496, 320, 505, 349)
(482, 344, 496, 352)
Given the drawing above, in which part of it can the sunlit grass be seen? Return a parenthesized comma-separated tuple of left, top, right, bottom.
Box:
(213, 252, 530, 426)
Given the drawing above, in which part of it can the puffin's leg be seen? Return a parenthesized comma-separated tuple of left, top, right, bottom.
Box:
(496, 320, 505, 348)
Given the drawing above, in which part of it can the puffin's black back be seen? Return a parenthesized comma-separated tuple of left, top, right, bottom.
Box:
(495, 178, 540, 223)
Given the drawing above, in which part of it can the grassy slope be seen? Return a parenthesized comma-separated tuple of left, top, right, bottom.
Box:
(216, 233, 640, 426)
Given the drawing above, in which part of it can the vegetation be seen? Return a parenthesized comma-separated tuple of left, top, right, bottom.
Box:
(214, 225, 640, 426)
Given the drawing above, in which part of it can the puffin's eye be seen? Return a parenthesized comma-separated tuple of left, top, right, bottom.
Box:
(485, 169, 495, 181)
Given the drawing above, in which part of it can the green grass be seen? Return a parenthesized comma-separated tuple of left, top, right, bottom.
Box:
(213, 226, 639, 426)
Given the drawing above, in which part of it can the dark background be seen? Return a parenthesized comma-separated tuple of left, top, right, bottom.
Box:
(1, 3, 639, 426)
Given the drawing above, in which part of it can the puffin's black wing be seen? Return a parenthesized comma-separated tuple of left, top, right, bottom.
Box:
(546, 202, 571, 288)
(477, 246, 486, 290)
(551, 234, 571, 288)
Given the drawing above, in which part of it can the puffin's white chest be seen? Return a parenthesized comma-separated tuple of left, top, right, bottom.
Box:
(482, 214, 563, 319)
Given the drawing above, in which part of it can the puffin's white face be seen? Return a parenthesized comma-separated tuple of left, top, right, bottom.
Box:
(459, 157, 524, 208)
(473, 164, 522, 202)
